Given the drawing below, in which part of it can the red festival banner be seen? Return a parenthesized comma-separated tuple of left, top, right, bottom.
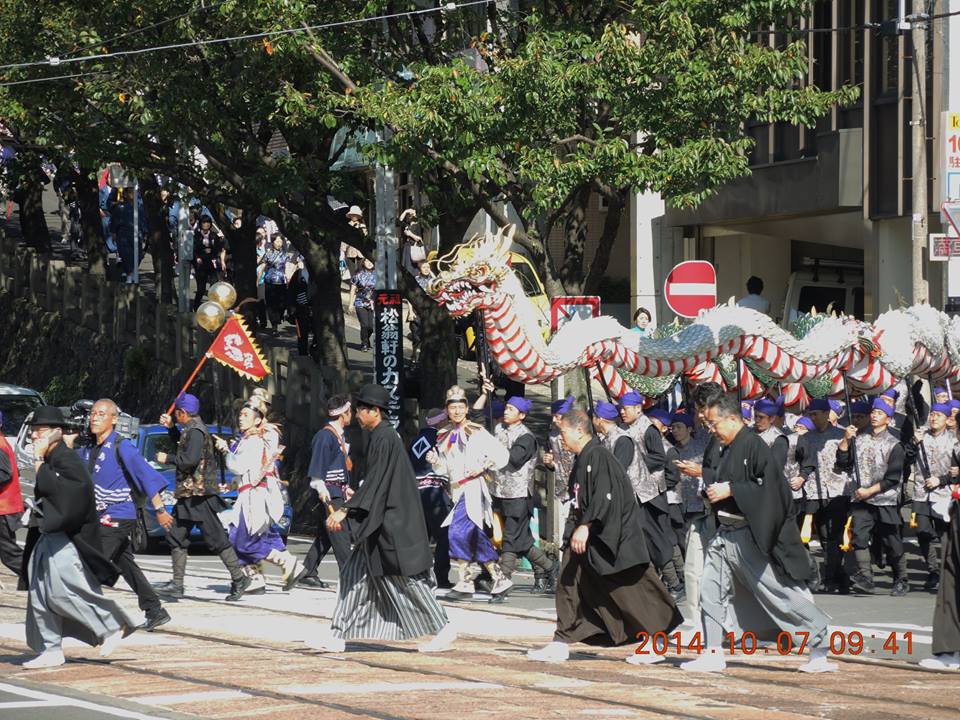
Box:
(208, 315, 271, 381)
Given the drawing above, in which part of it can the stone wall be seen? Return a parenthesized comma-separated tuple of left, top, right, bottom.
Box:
(0, 235, 330, 532)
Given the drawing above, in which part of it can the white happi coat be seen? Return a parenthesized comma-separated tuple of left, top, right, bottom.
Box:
(431, 422, 509, 530)
(224, 429, 281, 534)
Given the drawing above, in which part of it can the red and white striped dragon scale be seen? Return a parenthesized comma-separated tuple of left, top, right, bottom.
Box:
(426, 225, 960, 406)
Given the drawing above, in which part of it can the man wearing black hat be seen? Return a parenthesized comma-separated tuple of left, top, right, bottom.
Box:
(836, 398, 908, 596)
(298, 394, 355, 588)
(20, 407, 137, 668)
(492, 396, 557, 593)
(154, 393, 251, 601)
(307, 384, 455, 653)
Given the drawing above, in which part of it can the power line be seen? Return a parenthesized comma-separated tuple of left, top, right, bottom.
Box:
(0, 70, 110, 87)
(0, 0, 493, 74)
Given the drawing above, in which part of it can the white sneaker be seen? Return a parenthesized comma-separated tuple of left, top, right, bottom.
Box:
(919, 653, 960, 671)
(22, 649, 65, 669)
(527, 641, 569, 663)
(305, 633, 346, 653)
(418, 624, 457, 653)
(625, 652, 666, 666)
(490, 577, 513, 596)
(798, 646, 838, 673)
(99, 630, 123, 658)
(680, 650, 726, 673)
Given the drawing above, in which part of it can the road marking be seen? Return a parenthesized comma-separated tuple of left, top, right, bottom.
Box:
(279, 680, 503, 695)
(0, 684, 172, 719)
(129, 690, 251, 705)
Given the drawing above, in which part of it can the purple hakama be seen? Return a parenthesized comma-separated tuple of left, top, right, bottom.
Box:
(447, 496, 498, 563)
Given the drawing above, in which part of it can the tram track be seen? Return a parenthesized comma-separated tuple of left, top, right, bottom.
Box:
(2, 595, 953, 720)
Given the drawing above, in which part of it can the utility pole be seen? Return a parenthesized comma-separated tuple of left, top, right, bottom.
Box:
(374, 129, 398, 291)
(909, 0, 929, 304)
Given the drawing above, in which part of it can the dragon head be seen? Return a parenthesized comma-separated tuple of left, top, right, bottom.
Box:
(426, 224, 515, 316)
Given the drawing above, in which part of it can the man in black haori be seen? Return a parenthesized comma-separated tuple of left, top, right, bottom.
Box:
(306, 385, 455, 654)
(527, 410, 681, 663)
(680, 394, 836, 674)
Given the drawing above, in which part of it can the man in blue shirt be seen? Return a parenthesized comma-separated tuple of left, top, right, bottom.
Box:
(75, 399, 172, 631)
(297, 395, 354, 588)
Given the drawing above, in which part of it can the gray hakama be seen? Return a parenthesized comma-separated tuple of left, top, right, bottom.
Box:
(331, 547, 448, 641)
(700, 521, 831, 647)
(26, 532, 137, 652)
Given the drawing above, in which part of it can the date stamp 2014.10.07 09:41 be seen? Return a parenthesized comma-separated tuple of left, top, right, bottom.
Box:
(635, 631, 916, 657)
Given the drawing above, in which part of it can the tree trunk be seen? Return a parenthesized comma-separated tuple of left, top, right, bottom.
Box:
(301, 236, 349, 395)
(402, 210, 474, 407)
(557, 186, 592, 295)
(75, 169, 107, 275)
(18, 173, 49, 252)
(401, 273, 457, 409)
(228, 204, 261, 305)
(583, 190, 625, 295)
(140, 179, 174, 304)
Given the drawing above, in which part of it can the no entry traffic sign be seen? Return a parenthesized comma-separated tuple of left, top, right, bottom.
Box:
(664, 260, 717, 318)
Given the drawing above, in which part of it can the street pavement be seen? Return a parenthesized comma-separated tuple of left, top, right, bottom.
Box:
(1, 533, 957, 720)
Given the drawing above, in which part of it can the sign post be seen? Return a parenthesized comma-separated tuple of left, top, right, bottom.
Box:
(375, 291, 404, 429)
(663, 260, 717, 318)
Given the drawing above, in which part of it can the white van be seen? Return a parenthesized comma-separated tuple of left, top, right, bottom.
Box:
(780, 266, 864, 328)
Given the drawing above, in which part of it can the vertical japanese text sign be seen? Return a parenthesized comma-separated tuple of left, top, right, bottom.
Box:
(375, 292, 404, 428)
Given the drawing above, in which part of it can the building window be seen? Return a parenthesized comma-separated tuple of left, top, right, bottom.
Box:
(878, 0, 899, 97)
(839, 1, 865, 88)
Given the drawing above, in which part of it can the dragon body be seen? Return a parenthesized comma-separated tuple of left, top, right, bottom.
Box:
(427, 226, 960, 405)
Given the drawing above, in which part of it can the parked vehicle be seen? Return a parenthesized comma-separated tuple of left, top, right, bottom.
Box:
(780, 263, 864, 328)
(132, 423, 293, 552)
(0, 383, 44, 447)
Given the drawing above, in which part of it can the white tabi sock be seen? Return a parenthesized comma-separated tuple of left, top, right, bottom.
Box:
(680, 648, 726, 673)
(527, 641, 569, 663)
(919, 652, 960, 671)
(22, 649, 66, 669)
(798, 646, 839, 673)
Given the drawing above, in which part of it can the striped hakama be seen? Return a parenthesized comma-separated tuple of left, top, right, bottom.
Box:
(331, 547, 448, 641)
(700, 522, 831, 647)
(26, 532, 137, 652)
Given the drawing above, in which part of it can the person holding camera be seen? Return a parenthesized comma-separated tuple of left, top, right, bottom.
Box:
(154, 393, 251, 602)
(19, 407, 137, 669)
(73, 399, 172, 631)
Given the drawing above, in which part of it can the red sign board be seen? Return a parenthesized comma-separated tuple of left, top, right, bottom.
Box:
(664, 261, 717, 318)
(550, 296, 601, 333)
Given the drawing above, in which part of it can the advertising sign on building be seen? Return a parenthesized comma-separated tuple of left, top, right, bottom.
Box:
(374, 291, 404, 428)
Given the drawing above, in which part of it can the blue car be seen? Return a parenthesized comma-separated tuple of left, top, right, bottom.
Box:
(132, 423, 293, 552)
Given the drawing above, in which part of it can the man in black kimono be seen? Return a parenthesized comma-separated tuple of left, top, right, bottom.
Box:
(20, 407, 137, 668)
(527, 410, 682, 663)
(680, 394, 836, 674)
(306, 384, 455, 654)
(921, 473, 960, 670)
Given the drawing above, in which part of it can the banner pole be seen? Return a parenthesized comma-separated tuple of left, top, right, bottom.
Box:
(166, 352, 211, 415)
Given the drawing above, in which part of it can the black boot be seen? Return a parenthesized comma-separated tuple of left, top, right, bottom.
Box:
(154, 548, 187, 599)
(219, 548, 252, 601)
(925, 571, 940, 591)
(850, 549, 875, 594)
